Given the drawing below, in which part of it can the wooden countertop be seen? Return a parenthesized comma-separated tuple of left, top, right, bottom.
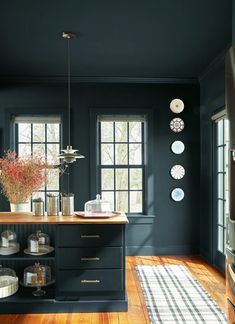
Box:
(0, 212, 129, 224)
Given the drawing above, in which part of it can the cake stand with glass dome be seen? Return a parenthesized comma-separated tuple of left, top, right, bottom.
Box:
(21, 263, 55, 297)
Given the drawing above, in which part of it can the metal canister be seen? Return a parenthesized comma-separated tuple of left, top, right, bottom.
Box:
(33, 201, 44, 216)
(47, 194, 59, 216)
(61, 194, 74, 216)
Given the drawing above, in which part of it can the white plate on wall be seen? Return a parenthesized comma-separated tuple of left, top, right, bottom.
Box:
(171, 188, 185, 201)
(171, 141, 185, 154)
(170, 165, 185, 180)
(170, 99, 184, 113)
(170, 118, 184, 133)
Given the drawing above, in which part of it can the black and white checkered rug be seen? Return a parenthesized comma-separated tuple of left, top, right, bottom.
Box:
(136, 265, 227, 323)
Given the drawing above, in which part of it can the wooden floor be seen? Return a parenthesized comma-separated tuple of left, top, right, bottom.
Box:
(0, 256, 226, 324)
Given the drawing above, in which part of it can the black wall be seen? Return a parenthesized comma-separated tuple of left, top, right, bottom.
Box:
(200, 59, 225, 263)
(0, 82, 200, 255)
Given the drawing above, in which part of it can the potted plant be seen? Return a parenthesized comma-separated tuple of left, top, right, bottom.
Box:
(0, 151, 47, 212)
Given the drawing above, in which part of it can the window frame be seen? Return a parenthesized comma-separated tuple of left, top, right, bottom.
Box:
(14, 118, 62, 205)
(97, 118, 146, 214)
(90, 108, 154, 217)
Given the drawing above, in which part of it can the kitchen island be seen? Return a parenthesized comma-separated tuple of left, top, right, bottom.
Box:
(0, 212, 128, 314)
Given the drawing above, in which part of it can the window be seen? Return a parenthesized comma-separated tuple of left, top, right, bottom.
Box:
(214, 115, 229, 254)
(98, 115, 146, 214)
(13, 116, 62, 204)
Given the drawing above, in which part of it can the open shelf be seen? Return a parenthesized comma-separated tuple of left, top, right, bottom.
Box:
(0, 250, 55, 260)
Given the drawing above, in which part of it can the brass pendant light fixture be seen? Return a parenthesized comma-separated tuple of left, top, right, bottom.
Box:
(59, 32, 85, 164)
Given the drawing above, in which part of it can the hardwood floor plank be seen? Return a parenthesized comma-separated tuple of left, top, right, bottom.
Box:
(0, 256, 226, 323)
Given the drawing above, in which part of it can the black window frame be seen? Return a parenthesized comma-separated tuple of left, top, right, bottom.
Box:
(90, 108, 154, 217)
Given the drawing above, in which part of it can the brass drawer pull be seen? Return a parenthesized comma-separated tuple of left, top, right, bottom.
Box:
(81, 234, 100, 239)
(81, 279, 100, 284)
(81, 257, 100, 261)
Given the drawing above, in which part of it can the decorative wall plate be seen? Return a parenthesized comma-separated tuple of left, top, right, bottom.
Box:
(171, 141, 185, 154)
(170, 118, 184, 132)
(171, 188, 184, 201)
(170, 165, 185, 179)
(170, 99, 184, 113)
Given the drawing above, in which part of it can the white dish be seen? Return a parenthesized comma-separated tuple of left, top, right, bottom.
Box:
(171, 188, 184, 202)
(170, 165, 185, 180)
(170, 118, 184, 133)
(24, 245, 54, 256)
(170, 99, 184, 113)
(171, 141, 185, 154)
(0, 243, 20, 256)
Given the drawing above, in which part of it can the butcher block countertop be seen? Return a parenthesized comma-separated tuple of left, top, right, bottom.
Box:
(0, 212, 129, 224)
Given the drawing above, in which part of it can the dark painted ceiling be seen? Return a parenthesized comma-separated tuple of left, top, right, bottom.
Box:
(0, 0, 232, 80)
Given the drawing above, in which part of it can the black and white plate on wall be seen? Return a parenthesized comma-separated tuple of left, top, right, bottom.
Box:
(170, 118, 184, 133)
(171, 140, 185, 154)
(170, 98, 184, 113)
(170, 165, 185, 179)
(171, 188, 184, 201)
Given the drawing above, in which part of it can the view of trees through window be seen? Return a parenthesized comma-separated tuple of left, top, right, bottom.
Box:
(99, 118, 145, 213)
(16, 121, 61, 203)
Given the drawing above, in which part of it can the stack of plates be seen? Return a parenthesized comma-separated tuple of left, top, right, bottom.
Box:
(0, 276, 18, 298)
(0, 243, 20, 256)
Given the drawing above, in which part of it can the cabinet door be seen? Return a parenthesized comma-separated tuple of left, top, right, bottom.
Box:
(57, 225, 123, 247)
(57, 247, 123, 269)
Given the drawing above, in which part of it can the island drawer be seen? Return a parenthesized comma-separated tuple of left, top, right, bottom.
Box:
(57, 224, 123, 247)
(57, 247, 123, 269)
(56, 269, 123, 293)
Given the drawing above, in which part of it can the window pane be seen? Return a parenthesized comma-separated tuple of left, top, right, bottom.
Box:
(129, 144, 142, 164)
(129, 122, 142, 142)
(18, 143, 31, 157)
(101, 144, 114, 165)
(47, 144, 60, 164)
(218, 200, 224, 225)
(101, 169, 114, 190)
(33, 144, 45, 160)
(101, 191, 114, 210)
(115, 122, 127, 142)
(130, 191, 143, 213)
(33, 124, 45, 142)
(18, 123, 31, 142)
(217, 120, 223, 146)
(116, 191, 128, 212)
(47, 124, 60, 142)
(46, 169, 60, 190)
(116, 169, 128, 190)
(115, 144, 128, 164)
(32, 191, 45, 202)
(218, 226, 223, 253)
(218, 174, 224, 199)
(130, 169, 142, 190)
(101, 122, 113, 142)
(217, 147, 223, 172)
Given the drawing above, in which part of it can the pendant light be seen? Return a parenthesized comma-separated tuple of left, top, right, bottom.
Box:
(59, 32, 85, 164)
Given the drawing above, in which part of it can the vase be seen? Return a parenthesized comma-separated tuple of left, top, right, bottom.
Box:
(10, 202, 30, 212)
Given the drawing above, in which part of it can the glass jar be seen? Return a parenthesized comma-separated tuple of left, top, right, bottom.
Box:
(84, 194, 112, 216)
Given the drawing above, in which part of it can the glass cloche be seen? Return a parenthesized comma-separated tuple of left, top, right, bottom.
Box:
(0, 265, 18, 298)
(25, 230, 53, 255)
(84, 194, 112, 216)
(23, 262, 53, 296)
(0, 230, 20, 255)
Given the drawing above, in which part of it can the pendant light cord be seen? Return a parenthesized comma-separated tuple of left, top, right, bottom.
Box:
(67, 38, 71, 148)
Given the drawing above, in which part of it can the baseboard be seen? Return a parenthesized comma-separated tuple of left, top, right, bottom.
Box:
(126, 245, 199, 256)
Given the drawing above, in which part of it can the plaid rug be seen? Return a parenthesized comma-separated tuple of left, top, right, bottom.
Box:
(136, 265, 227, 324)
